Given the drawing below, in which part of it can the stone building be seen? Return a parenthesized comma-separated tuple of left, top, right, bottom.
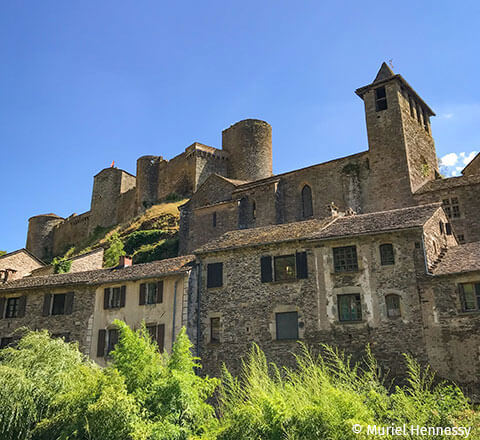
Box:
(0, 255, 196, 364)
(193, 203, 480, 396)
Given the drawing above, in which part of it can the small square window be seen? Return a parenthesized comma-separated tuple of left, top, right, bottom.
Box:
(207, 263, 223, 288)
(274, 255, 296, 281)
(338, 294, 362, 322)
(333, 246, 358, 272)
(52, 294, 66, 315)
(379, 244, 395, 266)
(275, 311, 298, 340)
(210, 317, 220, 343)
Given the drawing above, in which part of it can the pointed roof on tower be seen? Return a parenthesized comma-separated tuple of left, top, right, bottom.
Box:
(374, 62, 395, 82)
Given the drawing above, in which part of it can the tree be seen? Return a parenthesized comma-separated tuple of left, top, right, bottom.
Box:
(103, 232, 126, 267)
(0, 250, 6, 256)
(51, 256, 72, 274)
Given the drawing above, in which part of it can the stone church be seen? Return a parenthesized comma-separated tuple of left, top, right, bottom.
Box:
(1, 63, 480, 397)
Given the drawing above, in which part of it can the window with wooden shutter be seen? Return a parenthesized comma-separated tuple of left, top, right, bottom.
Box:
(157, 324, 165, 352)
(207, 263, 223, 288)
(274, 255, 296, 281)
(296, 252, 308, 279)
(5, 297, 20, 318)
(139, 283, 146, 305)
(107, 328, 119, 355)
(104, 288, 111, 309)
(275, 312, 299, 340)
(43, 294, 52, 316)
(120, 286, 126, 307)
(18, 296, 27, 318)
(157, 281, 164, 303)
(146, 324, 157, 341)
(52, 294, 66, 315)
(97, 329, 106, 357)
(261, 256, 273, 283)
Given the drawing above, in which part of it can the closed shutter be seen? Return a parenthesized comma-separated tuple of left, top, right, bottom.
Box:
(65, 292, 74, 315)
(120, 286, 126, 307)
(97, 329, 106, 357)
(296, 252, 308, 279)
(103, 288, 110, 309)
(42, 294, 52, 316)
(139, 283, 146, 305)
(0, 297, 5, 319)
(260, 256, 273, 283)
(157, 324, 165, 352)
(18, 296, 27, 318)
(157, 281, 164, 303)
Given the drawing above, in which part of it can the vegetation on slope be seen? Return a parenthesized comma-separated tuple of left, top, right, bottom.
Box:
(59, 200, 187, 266)
(0, 325, 478, 440)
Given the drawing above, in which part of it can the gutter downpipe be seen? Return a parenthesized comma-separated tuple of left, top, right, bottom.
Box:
(196, 261, 202, 357)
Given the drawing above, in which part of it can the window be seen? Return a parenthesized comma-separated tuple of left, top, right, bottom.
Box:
(5, 297, 19, 318)
(274, 255, 296, 282)
(442, 198, 460, 218)
(379, 244, 395, 266)
(261, 252, 308, 283)
(386, 294, 401, 318)
(338, 294, 362, 322)
(446, 223, 452, 236)
(439, 221, 444, 235)
(139, 282, 163, 305)
(459, 283, 480, 312)
(42, 292, 74, 316)
(275, 311, 299, 340)
(207, 263, 223, 288)
(457, 234, 465, 244)
(333, 246, 358, 272)
(104, 286, 126, 309)
(107, 328, 119, 355)
(146, 324, 165, 351)
(301, 185, 313, 219)
(210, 317, 220, 343)
(375, 86, 387, 111)
(212, 211, 217, 227)
(238, 197, 249, 229)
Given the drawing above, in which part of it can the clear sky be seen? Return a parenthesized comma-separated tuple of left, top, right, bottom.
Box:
(1, 1, 479, 252)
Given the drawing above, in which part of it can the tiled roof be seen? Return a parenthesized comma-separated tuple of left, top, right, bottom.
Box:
(415, 174, 480, 194)
(0, 255, 195, 291)
(0, 248, 46, 266)
(195, 203, 442, 254)
(433, 242, 480, 276)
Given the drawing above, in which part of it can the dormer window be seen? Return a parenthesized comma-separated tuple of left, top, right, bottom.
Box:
(375, 86, 387, 111)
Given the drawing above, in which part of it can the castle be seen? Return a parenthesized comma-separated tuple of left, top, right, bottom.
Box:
(2, 63, 480, 396)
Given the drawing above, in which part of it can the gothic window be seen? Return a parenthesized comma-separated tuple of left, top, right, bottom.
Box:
(301, 185, 313, 219)
(207, 263, 223, 288)
(379, 244, 395, 266)
(333, 246, 358, 272)
(375, 86, 387, 111)
(459, 283, 480, 312)
(385, 294, 401, 318)
(275, 311, 299, 340)
(337, 294, 362, 322)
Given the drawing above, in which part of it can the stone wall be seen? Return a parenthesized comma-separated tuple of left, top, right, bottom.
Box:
(52, 211, 90, 256)
(0, 250, 44, 278)
(0, 284, 96, 353)
(196, 229, 429, 379)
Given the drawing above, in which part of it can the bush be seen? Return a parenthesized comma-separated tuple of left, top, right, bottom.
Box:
(124, 230, 166, 255)
(104, 232, 126, 267)
(133, 238, 178, 264)
(51, 257, 72, 274)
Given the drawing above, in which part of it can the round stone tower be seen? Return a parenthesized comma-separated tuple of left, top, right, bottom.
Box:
(136, 155, 162, 212)
(26, 213, 64, 261)
(222, 119, 272, 181)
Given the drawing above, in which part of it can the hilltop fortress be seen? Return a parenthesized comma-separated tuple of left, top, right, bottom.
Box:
(27, 62, 480, 262)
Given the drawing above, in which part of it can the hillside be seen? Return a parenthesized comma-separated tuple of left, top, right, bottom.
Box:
(59, 199, 187, 265)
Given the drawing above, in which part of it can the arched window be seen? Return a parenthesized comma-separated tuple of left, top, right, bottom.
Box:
(238, 197, 249, 229)
(385, 294, 401, 318)
(301, 185, 313, 219)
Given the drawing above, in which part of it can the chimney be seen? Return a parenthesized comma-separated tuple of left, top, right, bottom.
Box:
(1, 268, 18, 283)
(118, 256, 132, 268)
(328, 202, 339, 218)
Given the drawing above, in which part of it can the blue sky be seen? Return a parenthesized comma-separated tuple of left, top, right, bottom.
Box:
(1, 1, 479, 252)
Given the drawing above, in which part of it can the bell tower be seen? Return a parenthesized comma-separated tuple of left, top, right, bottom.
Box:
(356, 63, 438, 212)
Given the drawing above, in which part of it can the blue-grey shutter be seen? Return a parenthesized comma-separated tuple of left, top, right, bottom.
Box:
(260, 256, 273, 283)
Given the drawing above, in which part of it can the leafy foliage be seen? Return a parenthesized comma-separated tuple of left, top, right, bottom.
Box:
(123, 230, 167, 255)
(132, 238, 179, 264)
(0, 250, 6, 256)
(51, 256, 72, 274)
(103, 232, 126, 267)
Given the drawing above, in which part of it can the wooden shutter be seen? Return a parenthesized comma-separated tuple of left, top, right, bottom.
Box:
(139, 283, 146, 305)
(65, 292, 74, 315)
(42, 294, 52, 316)
(18, 296, 27, 318)
(458, 284, 466, 311)
(97, 329, 106, 357)
(157, 324, 165, 352)
(260, 256, 273, 283)
(0, 297, 5, 319)
(157, 281, 164, 303)
(120, 286, 126, 308)
(103, 288, 110, 310)
(296, 252, 308, 279)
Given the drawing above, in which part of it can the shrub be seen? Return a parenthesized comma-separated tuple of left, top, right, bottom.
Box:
(132, 238, 178, 264)
(124, 230, 166, 255)
(104, 232, 126, 267)
(51, 257, 72, 274)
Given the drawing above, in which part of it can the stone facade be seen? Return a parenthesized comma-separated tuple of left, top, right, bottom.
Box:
(0, 249, 45, 279)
